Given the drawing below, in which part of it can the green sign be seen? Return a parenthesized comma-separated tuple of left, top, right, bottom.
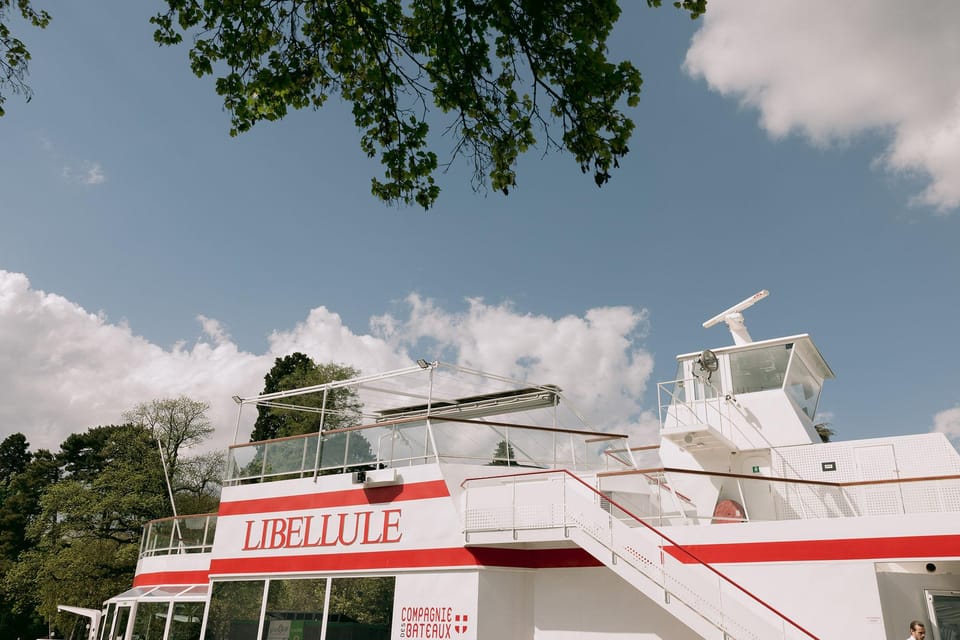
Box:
(290, 620, 304, 640)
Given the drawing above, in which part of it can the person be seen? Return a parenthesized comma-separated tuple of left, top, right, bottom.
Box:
(907, 620, 926, 639)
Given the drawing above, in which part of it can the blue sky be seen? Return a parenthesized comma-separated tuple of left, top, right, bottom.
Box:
(1, 1, 958, 451)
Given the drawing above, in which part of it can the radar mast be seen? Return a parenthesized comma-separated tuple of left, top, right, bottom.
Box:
(702, 290, 769, 345)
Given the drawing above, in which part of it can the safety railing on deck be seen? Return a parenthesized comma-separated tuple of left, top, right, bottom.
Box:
(658, 377, 738, 440)
(223, 418, 635, 485)
(462, 470, 819, 640)
(599, 467, 960, 524)
(140, 513, 217, 558)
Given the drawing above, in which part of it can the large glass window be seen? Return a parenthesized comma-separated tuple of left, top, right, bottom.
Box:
(99, 604, 116, 640)
(132, 601, 169, 640)
(784, 353, 822, 420)
(112, 606, 132, 640)
(927, 590, 960, 640)
(169, 602, 205, 640)
(205, 581, 265, 640)
(262, 578, 327, 640)
(729, 344, 791, 395)
(327, 577, 394, 640)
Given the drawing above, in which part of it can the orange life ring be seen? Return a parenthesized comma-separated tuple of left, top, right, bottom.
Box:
(712, 499, 745, 524)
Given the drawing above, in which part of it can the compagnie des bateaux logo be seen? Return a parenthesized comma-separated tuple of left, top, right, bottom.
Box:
(399, 607, 470, 639)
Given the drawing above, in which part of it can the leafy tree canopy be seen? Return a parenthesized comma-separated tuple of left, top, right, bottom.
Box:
(490, 439, 517, 466)
(123, 396, 214, 480)
(0, 432, 30, 487)
(152, 0, 705, 208)
(1, 0, 707, 207)
(252, 354, 362, 440)
(3, 424, 167, 626)
(0, 0, 51, 117)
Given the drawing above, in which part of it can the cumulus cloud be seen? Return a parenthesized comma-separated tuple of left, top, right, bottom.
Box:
(684, 0, 960, 212)
(0, 272, 658, 454)
(933, 406, 960, 443)
(371, 295, 656, 434)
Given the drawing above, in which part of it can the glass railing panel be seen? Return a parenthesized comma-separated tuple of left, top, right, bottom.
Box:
(262, 435, 317, 480)
(141, 514, 217, 557)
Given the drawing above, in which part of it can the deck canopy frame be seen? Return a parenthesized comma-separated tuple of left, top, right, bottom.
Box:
(226, 361, 638, 483)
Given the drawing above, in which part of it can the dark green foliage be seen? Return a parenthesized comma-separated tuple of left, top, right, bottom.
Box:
(2, 1, 707, 206)
(252, 354, 362, 440)
(252, 351, 316, 442)
(250, 355, 376, 475)
(151, 0, 707, 208)
(814, 422, 835, 443)
(490, 439, 517, 466)
(0, 433, 30, 484)
(0, 399, 218, 632)
(0, 425, 166, 629)
(0, 0, 51, 116)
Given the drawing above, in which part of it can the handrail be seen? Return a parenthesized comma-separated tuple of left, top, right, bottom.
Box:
(226, 419, 634, 484)
(462, 469, 819, 639)
(227, 415, 628, 450)
(601, 466, 960, 489)
(143, 512, 217, 525)
(140, 513, 217, 558)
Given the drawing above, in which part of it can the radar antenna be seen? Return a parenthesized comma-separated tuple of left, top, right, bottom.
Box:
(703, 290, 769, 345)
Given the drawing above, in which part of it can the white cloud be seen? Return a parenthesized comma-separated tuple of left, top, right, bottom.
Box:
(61, 161, 107, 186)
(82, 162, 106, 185)
(371, 295, 655, 435)
(933, 406, 960, 443)
(0, 272, 658, 454)
(684, 0, 960, 212)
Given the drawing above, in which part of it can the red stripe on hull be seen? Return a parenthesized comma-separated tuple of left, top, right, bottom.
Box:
(219, 480, 450, 516)
(209, 547, 601, 575)
(133, 570, 210, 587)
(665, 534, 960, 564)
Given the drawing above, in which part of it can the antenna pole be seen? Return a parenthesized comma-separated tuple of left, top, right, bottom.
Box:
(155, 437, 183, 546)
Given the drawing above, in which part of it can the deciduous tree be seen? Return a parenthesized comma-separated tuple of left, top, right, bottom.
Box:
(123, 396, 214, 483)
(252, 355, 362, 440)
(1, 1, 708, 207)
(0, 0, 50, 117)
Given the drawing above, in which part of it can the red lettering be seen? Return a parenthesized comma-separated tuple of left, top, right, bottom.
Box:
(337, 512, 360, 545)
(285, 517, 304, 548)
(240, 508, 403, 552)
(319, 513, 338, 546)
(361, 511, 382, 544)
(268, 518, 287, 548)
(382, 509, 402, 543)
(241, 520, 264, 551)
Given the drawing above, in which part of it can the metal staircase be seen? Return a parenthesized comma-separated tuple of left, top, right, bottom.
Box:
(461, 470, 819, 640)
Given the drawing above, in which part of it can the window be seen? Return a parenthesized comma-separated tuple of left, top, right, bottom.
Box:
(729, 344, 790, 395)
(112, 606, 132, 640)
(131, 601, 169, 640)
(784, 353, 822, 420)
(205, 581, 265, 640)
(169, 602, 205, 640)
(262, 578, 327, 640)
(327, 577, 394, 640)
(99, 604, 115, 640)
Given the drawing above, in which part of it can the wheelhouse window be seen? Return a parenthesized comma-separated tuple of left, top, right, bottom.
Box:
(729, 344, 791, 395)
(784, 352, 822, 419)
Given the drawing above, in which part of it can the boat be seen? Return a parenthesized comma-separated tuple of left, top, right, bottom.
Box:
(72, 291, 960, 640)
